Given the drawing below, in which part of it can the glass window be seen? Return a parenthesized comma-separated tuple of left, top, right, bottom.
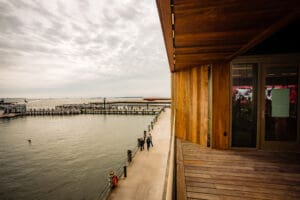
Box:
(265, 66, 298, 141)
(232, 64, 258, 147)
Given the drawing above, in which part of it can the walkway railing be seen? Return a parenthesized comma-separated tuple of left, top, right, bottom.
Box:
(162, 108, 176, 200)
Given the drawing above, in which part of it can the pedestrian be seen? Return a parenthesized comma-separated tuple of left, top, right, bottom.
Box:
(140, 138, 145, 151)
(146, 136, 151, 151)
(143, 130, 147, 141)
(149, 133, 153, 147)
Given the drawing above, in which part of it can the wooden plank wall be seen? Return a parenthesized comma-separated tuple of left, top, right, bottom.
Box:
(211, 63, 230, 149)
(172, 65, 209, 146)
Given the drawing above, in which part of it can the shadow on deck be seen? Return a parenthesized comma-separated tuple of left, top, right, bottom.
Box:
(176, 139, 300, 200)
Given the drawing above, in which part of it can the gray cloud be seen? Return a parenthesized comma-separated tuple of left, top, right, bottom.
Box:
(0, 14, 23, 33)
(0, 1, 13, 13)
(78, 0, 90, 11)
(0, 0, 170, 98)
(117, 4, 141, 21)
(8, 0, 31, 9)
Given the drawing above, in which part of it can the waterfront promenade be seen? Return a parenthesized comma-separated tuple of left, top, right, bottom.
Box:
(108, 108, 171, 200)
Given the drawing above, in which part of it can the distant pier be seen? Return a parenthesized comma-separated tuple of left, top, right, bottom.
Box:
(25, 108, 163, 116)
(0, 101, 170, 118)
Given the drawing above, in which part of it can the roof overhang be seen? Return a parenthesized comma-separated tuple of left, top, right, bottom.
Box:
(156, 0, 300, 72)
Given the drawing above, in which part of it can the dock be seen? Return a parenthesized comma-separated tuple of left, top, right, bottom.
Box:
(24, 108, 162, 116)
(108, 108, 171, 200)
(0, 101, 170, 117)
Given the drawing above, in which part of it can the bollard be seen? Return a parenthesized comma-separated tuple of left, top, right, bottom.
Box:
(124, 166, 127, 178)
(137, 138, 140, 147)
(127, 149, 132, 163)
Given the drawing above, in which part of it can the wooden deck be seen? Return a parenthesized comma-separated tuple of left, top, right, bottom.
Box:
(176, 139, 300, 200)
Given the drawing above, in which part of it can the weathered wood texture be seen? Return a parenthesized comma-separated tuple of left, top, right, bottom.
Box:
(171, 73, 175, 135)
(156, 0, 300, 72)
(172, 66, 208, 146)
(177, 139, 187, 200)
(156, 0, 174, 71)
(211, 63, 230, 149)
(178, 139, 300, 200)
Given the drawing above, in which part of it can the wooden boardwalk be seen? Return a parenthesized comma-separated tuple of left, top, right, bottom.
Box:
(177, 139, 300, 200)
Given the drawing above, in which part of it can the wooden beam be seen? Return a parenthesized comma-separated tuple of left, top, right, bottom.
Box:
(175, 29, 260, 48)
(173, 0, 296, 14)
(227, 9, 300, 60)
(175, 8, 285, 35)
(156, 0, 175, 72)
(175, 60, 224, 72)
(175, 45, 240, 55)
(176, 53, 230, 65)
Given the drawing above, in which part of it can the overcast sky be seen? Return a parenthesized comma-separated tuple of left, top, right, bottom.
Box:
(0, 0, 170, 98)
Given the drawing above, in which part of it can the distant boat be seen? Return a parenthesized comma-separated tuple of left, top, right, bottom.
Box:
(24, 99, 28, 103)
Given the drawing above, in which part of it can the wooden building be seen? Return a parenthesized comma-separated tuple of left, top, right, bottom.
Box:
(156, 0, 300, 151)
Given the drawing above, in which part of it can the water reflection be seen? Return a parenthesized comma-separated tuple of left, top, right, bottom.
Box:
(264, 66, 298, 141)
(0, 114, 153, 200)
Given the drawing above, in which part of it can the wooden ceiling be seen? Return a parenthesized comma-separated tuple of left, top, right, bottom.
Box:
(156, 0, 300, 72)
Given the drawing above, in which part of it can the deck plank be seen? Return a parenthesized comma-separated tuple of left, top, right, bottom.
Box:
(177, 139, 300, 200)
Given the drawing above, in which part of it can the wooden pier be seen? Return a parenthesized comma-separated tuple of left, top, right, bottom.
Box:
(0, 101, 170, 118)
(22, 102, 169, 116)
(24, 108, 163, 116)
(0, 100, 170, 118)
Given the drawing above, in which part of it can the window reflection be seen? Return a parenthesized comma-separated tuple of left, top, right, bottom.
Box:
(265, 67, 298, 141)
(232, 64, 257, 147)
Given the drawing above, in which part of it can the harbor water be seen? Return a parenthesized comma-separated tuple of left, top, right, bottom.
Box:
(0, 113, 153, 200)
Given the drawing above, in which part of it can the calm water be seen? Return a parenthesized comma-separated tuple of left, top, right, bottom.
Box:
(0, 114, 153, 200)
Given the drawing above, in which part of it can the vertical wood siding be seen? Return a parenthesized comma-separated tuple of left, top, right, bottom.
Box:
(211, 63, 230, 149)
(172, 65, 209, 146)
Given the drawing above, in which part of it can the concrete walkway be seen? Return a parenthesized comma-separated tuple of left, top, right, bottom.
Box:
(108, 108, 171, 200)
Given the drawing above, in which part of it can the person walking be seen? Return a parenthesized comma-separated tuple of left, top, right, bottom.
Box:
(149, 133, 153, 147)
(143, 130, 147, 141)
(138, 137, 144, 151)
(146, 136, 151, 151)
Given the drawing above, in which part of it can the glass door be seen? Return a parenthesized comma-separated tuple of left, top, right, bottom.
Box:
(261, 65, 300, 150)
(231, 64, 258, 147)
